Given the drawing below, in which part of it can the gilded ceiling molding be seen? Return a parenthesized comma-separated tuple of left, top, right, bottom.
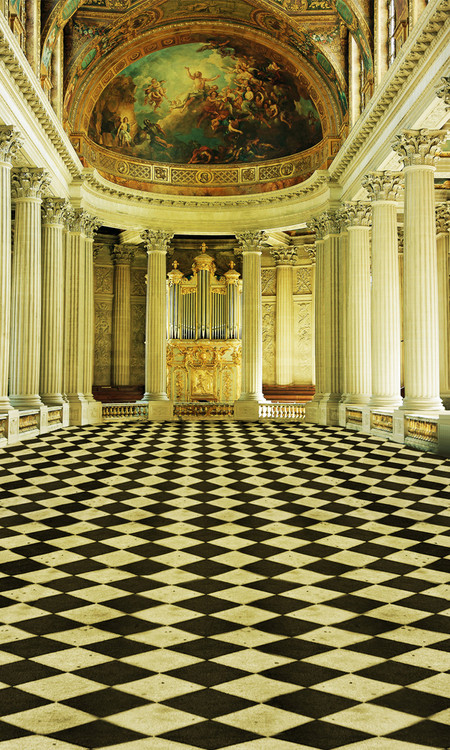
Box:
(361, 171, 402, 201)
(392, 129, 447, 167)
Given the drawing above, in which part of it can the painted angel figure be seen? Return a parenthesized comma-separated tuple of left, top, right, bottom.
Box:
(144, 78, 167, 110)
(117, 116, 133, 147)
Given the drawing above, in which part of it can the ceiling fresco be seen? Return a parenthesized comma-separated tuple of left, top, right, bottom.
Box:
(88, 39, 323, 165)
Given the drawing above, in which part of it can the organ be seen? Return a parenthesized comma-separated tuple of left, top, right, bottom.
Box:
(166, 244, 242, 402)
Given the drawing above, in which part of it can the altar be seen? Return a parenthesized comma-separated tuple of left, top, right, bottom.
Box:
(166, 244, 242, 403)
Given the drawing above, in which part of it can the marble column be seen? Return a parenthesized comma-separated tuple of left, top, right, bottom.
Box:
(362, 171, 403, 408)
(340, 202, 372, 405)
(235, 231, 265, 414)
(0, 127, 21, 412)
(64, 209, 86, 406)
(321, 211, 341, 423)
(40, 198, 69, 406)
(392, 129, 446, 411)
(111, 244, 135, 386)
(271, 245, 297, 386)
(338, 225, 348, 402)
(305, 217, 325, 417)
(82, 215, 101, 402)
(10, 167, 50, 409)
(141, 230, 173, 408)
(436, 203, 450, 407)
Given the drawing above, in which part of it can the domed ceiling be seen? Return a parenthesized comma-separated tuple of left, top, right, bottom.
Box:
(50, 0, 373, 195)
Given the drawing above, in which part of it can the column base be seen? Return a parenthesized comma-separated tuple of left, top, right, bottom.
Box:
(147, 401, 173, 421)
(141, 392, 169, 402)
(369, 395, 403, 409)
(238, 393, 265, 402)
(68, 399, 102, 426)
(304, 394, 324, 424)
(41, 393, 65, 407)
(9, 395, 43, 409)
(0, 396, 14, 411)
(400, 396, 444, 412)
(320, 393, 341, 426)
(440, 393, 450, 410)
(234, 400, 260, 421)
(1, 410, 19, 445)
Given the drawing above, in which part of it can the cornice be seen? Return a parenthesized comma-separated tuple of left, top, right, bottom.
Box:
(329, 0, 449, 183)
(0, 14, 81, 180)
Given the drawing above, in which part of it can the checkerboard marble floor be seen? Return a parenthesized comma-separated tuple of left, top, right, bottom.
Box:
(0, 421, 449, 750)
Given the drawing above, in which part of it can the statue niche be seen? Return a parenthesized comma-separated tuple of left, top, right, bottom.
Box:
(166, 245, 241, 403)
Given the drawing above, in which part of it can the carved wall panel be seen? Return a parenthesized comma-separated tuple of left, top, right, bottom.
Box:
(294, 301, 313, 384)
(131, 268, 147, 296)
(130, 300, 145, 385)
(294, 266, 312, 294)
(94, 299, 113, 385)
(261, 268, 276, 296)
(94, 265, 114, 294)
(262, 302, 276, 384)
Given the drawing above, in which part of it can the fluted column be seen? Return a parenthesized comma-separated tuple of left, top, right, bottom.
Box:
(82, 215, 101, 402)
(236, 231, 264, 402)
(436, 203, 450, 406)
(306, 218, 325, 407)
(362, 171, 403, 408)
(111, 244, 135, 386)
(340, 202, 372, 405)
(392, 129, 446, 411)
(141, 230, 173, 402)
(0, 127, 21, 412)
(322, 211, 341, 416)
(40, 198, 70, 406)
(10, 168, 50, 409)
(271, 245, 297, 386)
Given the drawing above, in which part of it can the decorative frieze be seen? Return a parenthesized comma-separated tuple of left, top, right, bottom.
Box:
(261, 268, 276, 296)
(11, 167, 50, 198)
(392, 129, 446, 167)
(362, 171, 402, 201)
(294, 267, 313, 294)
(0, 126, 22, 164)
(41, 197, 70, 225)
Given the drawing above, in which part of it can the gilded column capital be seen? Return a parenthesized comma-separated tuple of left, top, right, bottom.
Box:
(362, 171, 402, 201)
(141, 229, 173, 253)
(111, 244, 136, 264)
(0, 126, 22, 165)
(270, 246, 298, 265)
(41, 198, 70, 225)
(67, 209, 100, 237)
(11, 167, 50, 199)
(235, 231, 266, 252)
(306, 216, 326, 241)
(436, 203, 450, 234)
(436, 74, 450, 110)
(392, 129, 447, 167)
(339, 202, 372, 228)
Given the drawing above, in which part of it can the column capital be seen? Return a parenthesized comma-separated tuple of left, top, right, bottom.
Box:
(0, 126, 22, 165)
(322, 210, 341, 236)
(41, 197, 70, 225)
(141, 229, 173, 253)
(436, 203, 450, 235)
(270, 246, 297, 265)
(436, 74, 450, 110)
(67, 209, 100, 237)
(306, 216, 326, 241)
(111, 244, 136, 264)
(305, 244, 316, 260)
(235, 231, 266, 252)
(392, 129, 447, 167)
(362, 171, 402, 201)
(11, 167, 50, 199)
(339, 202, 372, 228)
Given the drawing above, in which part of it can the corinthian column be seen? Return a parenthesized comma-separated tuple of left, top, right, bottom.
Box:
(321, 211, 341, 423)
(82, 214, 101, 402)
(436, 203, 450, 407)
(141, 230, 173, 410)
(111, 244, 135, 386)
(305, 217, 325, 424)
(392, 129, 446, 411)
(340, 202, 371, 405)
(10, 168, 50, 409)
(271, 245, 297, 386)
(362, 171, 402, 408)
(234, 232, 264, 418)
(40, 198, 69, 406)
(0, 127, 21, 411)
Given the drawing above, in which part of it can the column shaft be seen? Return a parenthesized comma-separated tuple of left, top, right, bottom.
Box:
(83, 236, 95, 401)
(313, 239, 325, 399)
(346, 225, 371, 403)
(40, 217, 65, 405)
(436, 220, 450, 404)
(322, 231, 340, 399)
(240, 249, 263, 399)
(142, 231, 172, 401)
(64, 230, 85, 401)
(112, 254, 133, 386)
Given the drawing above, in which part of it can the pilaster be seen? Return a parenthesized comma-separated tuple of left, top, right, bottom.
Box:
(305, 217, 326, 424)
(436, 203, 450, 407)
(111, 244, 135, 386)
(271, 245, 297, 387)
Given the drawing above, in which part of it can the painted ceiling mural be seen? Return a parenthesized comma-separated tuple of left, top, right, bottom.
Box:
(88, 39, 323, 165)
